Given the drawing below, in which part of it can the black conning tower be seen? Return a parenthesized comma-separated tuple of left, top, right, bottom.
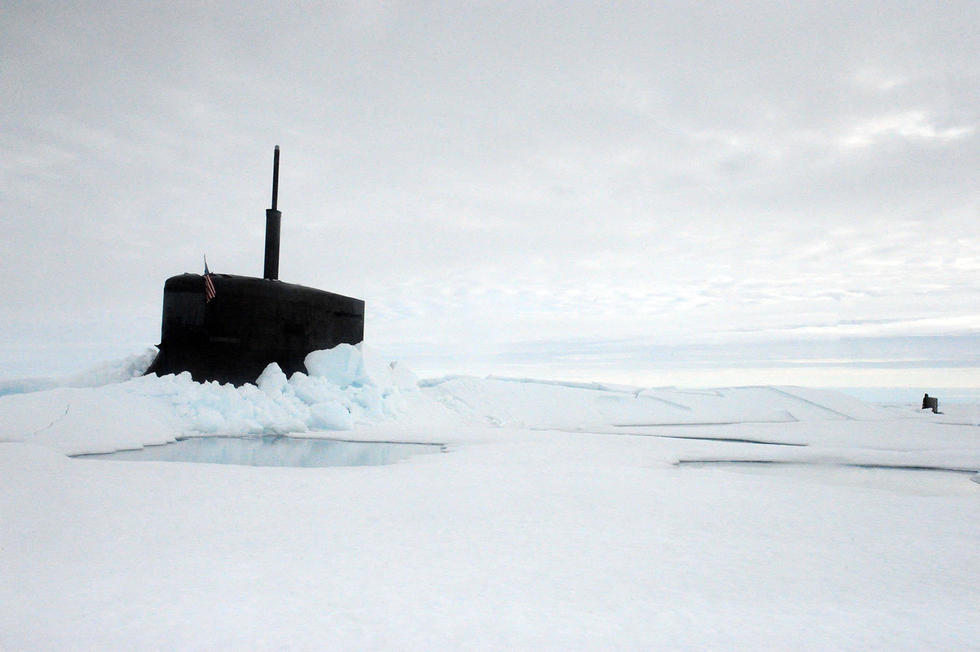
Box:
(146, 147, 365, 385)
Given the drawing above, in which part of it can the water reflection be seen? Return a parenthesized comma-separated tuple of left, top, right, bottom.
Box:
(75, 435, 444, 468)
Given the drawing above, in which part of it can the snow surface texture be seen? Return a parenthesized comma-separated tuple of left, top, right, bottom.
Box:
(0, 345, 920, 457)
(1, 346, 979, 650)
(0, 346, 158, 397)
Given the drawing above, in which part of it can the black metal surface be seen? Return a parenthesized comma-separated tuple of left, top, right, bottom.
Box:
(263, 209, 281, 281)
(271, 145, 280, 211)
(146, 273, 365, 385)
(264, 146, 281, 280)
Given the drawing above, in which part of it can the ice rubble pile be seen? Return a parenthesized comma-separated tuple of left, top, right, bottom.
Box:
(147, 344, 420, 434)
(0, 344, 421, 455)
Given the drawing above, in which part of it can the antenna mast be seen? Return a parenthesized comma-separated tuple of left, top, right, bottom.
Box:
(263, 146, 281, 280)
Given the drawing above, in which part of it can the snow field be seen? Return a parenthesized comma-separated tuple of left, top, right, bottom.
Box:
(1, 345, 978, 649)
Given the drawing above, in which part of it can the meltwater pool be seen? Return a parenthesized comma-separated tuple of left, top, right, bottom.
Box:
(74, 435, 445, 468)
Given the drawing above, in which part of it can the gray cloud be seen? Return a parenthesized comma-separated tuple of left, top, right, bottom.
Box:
(1, 1, 977, 382)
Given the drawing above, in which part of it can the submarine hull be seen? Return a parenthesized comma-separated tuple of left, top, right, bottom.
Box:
(146, 273, 364, 385)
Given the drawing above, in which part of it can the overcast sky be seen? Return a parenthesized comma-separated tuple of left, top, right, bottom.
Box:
(2, 1, 977, 386)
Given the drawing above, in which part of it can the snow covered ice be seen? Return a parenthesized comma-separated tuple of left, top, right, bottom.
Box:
(1, 345, 978, 650)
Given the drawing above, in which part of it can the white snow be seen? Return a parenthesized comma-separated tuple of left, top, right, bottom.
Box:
(0, 347, 158, 397)
(1, 345, 978, 650)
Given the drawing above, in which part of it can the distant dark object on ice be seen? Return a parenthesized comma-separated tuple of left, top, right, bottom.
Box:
(146, 147, 364, 385)
(921, 393, 940, 414)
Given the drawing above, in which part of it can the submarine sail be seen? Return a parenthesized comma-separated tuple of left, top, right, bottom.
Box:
(146, 147, 365, 385)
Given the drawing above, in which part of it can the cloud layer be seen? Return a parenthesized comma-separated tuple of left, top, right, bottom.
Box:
(1, 2, 977, 383)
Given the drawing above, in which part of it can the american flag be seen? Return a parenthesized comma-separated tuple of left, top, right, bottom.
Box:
(204, 273, 216, 303)
(204, 258, 216, 303)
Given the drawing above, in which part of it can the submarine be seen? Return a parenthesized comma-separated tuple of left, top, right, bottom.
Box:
(146, 147, 365, 386)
